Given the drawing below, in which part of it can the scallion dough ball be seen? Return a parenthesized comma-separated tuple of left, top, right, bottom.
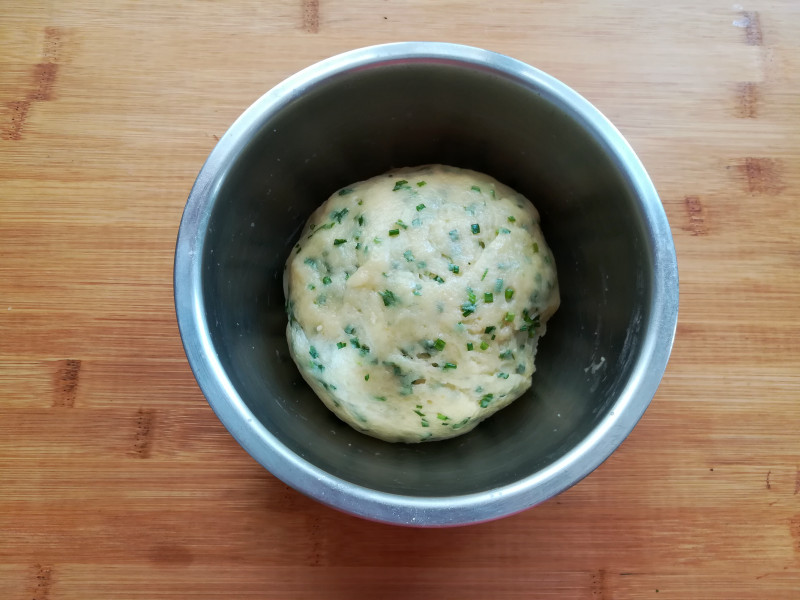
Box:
(285, 165, 559, 443)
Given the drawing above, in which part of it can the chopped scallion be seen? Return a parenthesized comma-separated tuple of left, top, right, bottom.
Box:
(331, 208, 349, 223)
(378, 289, 398, 306)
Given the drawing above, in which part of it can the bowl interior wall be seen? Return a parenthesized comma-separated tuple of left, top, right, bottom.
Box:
(201, 62, 652, 496)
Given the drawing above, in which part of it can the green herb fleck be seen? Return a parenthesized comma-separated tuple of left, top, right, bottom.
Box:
(337, 341, 347, 349)
(495, 278, 504, 292)
(413, 409, 425, 417)
(499, 349, 514, 360)
(364, 374, 370, 381)
(467, 288, 477, 304)
(466, 342, 474, 351)
(307, 284, 315, 290)
(508, 215, 516, 222)
(333, 238, 346, 246)
(421, 420, 430, 427)
(374, 396, 387, 401)
(388, 229, 400, 236)
(429, 273, 445, 284)
(449, 229, 459, 241)
(471, 185, 481, 193)
(358, 215, 365, 226)
(497, 372, 509, 379)
(304, 257, 317, 268)
(331, 208, 349, 223)
(412, 284, 422, 296)
(533, 242, 539, 253)
(350, 337, 360, 348)
(452, 417, 470, 430)
(403, 250, 415, 262)
(498, 227, 511, 234)
(504, 312, 515, 322)
(322, 275, 332, 285)
(442, 362, 457, 370)
(461, 302, 476, 317)
(481, 268, 488, 281)
(480, 341, 489, 350)
(378, 289, 398, 306)
(396, 219, 408, 230)
(344, 325, 355, 334)
(437, 413, 449, 421)
(516, 363, 526, 374)
(480, 393, 494, 408)
(416, 203, 426, 211)
(505, 288, 514, 300)
(484, 292, 494, 303)
(485, 326, 496, 334)
(309, 346, 319, 359)
(338, 188, 354, 196)
(392, 179, 409, 191)
(471, 223, 480, 234)
(479, 241, 486, 249)
(417, 180, 427, 187)
(434, 338, 446, 351)
(448, 263, 460, 274)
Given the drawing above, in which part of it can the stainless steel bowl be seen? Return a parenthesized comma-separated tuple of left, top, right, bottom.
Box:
(174, 42, 678, 526)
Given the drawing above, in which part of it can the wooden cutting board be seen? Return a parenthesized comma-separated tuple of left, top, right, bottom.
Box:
(1, 1, 798, 598)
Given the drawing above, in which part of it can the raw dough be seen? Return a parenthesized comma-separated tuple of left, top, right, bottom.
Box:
(284, 165, 559, 443)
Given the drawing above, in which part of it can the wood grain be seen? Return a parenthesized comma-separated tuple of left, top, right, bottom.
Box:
(1, 0, 799, 598)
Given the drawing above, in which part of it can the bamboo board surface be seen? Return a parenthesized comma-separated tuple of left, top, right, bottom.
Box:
(1, 1, 799, 598)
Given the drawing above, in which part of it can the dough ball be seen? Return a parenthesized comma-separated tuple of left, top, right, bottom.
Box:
(284, 165, 559, 443)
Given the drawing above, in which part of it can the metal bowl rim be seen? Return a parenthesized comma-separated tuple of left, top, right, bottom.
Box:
(174, 41, 679, 526)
